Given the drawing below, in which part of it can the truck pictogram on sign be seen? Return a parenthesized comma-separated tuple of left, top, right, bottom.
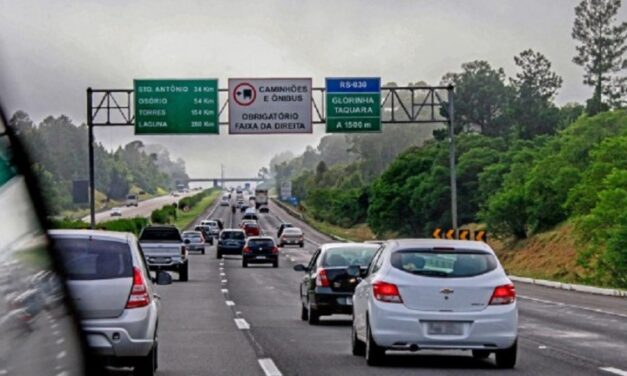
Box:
(233, 83, 256, 106)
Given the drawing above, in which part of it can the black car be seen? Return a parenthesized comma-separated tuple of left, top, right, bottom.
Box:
(293, 243, 381, 325)
(217, 229, 246, 258)
(277, 222, 293, 238)
(242, 236, 279, 268)
(194, 225, 214, 245)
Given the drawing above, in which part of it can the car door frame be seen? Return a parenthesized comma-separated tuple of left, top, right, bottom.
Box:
(354, 245, 386, 337)
(301, 248, 321, 306)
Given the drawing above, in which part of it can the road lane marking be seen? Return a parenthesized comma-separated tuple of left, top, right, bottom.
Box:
(221, 288, 228, 293)
(234, 318, 250, 330)
(518, 295, 627, 319)
(56, 338, 65, 345)
(226, 300, 235, 306)
(56, 351, 66, 359)
(258, 358, 282, 376)
(600, 367, 627, 376)
(220, 272, 226, 276)
(221, 279, 228, 284)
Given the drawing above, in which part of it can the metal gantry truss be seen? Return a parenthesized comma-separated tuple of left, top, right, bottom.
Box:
(86, 85, 457, 231)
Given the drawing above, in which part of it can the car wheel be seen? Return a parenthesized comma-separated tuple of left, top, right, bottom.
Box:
(307, 300, 319, 325)
(299, 242, 304, 248)
(273, 260, 279, 268)
(134, 345, 156, 376)
(201, 248, 205, 255)
(300, 303, 308, 321)
(351, 319, 366, 356)
(365, 317, 385, 366)
(216, 249, 222, 259)
(179, 261, 189, 282)
(495, 340, 517, 369)
(472, 350, 491, 360)
(242, 260, 248, 268)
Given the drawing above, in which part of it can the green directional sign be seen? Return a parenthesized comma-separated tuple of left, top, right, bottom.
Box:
(134, 79, 219, 135)
(325, 78, 381, 133)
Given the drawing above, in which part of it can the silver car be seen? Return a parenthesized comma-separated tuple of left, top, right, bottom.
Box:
(352, 239, 518, 368)
(49, 230, 172, 375)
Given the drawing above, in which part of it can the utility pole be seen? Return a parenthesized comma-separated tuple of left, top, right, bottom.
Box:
(221, 163, 224, 188)
(87, 87, 96, 229)
(447, 85, 458, 233)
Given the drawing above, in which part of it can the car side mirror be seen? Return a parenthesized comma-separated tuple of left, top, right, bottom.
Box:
(347, 265, 361, 277)
(184, 239, 191, 244)
(293, 264, 307, 272)
(155, 271, 172, 285)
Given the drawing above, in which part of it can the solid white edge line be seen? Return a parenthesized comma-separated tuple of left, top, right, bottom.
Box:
(258, 358, 282, 376)
(600, 367, 627, 376)
(234, 318, 250, 330)
(518, 295, 627, 319)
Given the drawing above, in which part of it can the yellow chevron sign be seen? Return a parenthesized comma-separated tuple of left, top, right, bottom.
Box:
(432, 228, 442, 239)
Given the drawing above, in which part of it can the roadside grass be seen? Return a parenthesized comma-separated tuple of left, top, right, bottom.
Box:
(174, 189, 220, 230)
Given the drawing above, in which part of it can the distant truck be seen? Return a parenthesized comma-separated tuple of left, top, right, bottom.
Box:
(254, 188, 268, 209)
(125, 193, 139, 207)
(139, 225, 190, 282)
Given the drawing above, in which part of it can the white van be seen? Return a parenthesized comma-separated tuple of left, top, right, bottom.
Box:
(125, 193, 139, 207)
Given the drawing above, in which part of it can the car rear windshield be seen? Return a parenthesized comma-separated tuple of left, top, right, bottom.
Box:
(139, 227, 182, 242)
(221, 231, 245, 240)
(247, 239, 274, 248)
(322, 246, 379, 267)
(183, 233, 202, 241)
(391, 249, 498, 278)
(55, 238, 133, 280)
(283, 228, 301, 234)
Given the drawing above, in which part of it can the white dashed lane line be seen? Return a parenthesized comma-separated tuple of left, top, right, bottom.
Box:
(221, 288, 228, 293)
(600, 367, 627, 376)
(234, 318, 250, 330)
(56, 351, 66, 359)
(258, 358, 282, 376)
(226, 300, 235, 306)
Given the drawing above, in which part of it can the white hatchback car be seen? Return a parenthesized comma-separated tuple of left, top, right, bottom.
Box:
(351, 239, 517, 368)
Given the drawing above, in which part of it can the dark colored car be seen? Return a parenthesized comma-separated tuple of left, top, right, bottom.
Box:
(243, 222, 261, 237)
(240, 204, 249, 213)
(259, 205, 269, 213)
(277, 222, 293, 238)
(279, 227, 304, 247)
(216, 229, 246, 259)
(293, 243, 381, 325)
(194, 225, 214, 245)
(242, 236, 279, 268)
(182, 231, 206, 254)
(242, 212, 259, 221)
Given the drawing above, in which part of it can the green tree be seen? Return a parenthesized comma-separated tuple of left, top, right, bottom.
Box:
(572, 0, 627, 114)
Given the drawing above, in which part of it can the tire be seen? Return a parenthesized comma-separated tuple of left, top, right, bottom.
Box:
(279, 243, 284, 247)
(300, 304, 308, 321)
(134, 345, 156, 376)
(179, 261, 189, 282)
(307, 300, 319, 325)
(273, 260, 279, 268)
(365, 318, 385, 366)
(242, 260, 248, 268)
(299, 242, 304, 248)
(201, 248, 205, 255)
(351, 319, 366, 356)
(472, 350, 491, 360)
(216, 249, 222, 259)
(495, 340, 517, 369)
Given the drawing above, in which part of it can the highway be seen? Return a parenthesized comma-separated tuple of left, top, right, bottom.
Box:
(81, 191, 198, 224)
(125, 198, 627, 376)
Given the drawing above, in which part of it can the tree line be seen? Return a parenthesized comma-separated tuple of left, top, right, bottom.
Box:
(9, 111, 189, 214)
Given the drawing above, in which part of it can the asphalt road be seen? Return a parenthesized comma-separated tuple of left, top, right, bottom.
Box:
(82, 191, 198, 224)
(138, 199, 627, 376)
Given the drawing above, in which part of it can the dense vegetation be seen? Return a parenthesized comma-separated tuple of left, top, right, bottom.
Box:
(268, 0, 626, 287)
(9, 111, 189, 214)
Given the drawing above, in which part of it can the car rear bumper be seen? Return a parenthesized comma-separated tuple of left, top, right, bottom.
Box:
(310, 289, 354, 315)
(243, 254, 278, 264)
(82, 304, 157, 358)
(187, 244, 205, 252)
(146, 255, 184, 270)
(369, 300, 518, 350)
(280, 238, 303, 245)
(218, 246, 244, 255)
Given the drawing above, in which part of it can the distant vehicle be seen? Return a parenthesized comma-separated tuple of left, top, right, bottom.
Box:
(243, 236, 279, 268)
(50, 230, 171, 374)
(279, 227, 304, 247)
(277, 223, 293, 238)
(182, 231, 206, 254)
(254, 188, 268, 209)
(110, 207, 123, 217)
(171, 191, 180, 197)
(236, 200, 244, 208)
(125, 193, 139, 207)
(216, 229, 246, 259)
(351, 239, 518, 368)
(200, 220, 220, 236)
(242, 222, 261, 237)
(176, 183, 185, 192)
(294, 243, 380, 325)
(194, 225, 214, 245)
(236, 187, 242, 194)
(139, 225, 190, 282)
(240, 204, 250, 213)
(258, 205, 269, 213)
(209, 218, 225, 230)
(240, 219, 257, 228)
(242, 212, 259, 221)
(220, 195, 230, 206)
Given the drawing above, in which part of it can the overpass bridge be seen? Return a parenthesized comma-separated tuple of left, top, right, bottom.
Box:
(177, 177, 267, 187)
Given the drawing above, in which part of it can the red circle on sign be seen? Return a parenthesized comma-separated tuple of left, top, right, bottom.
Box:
(233, 83, 256, 106)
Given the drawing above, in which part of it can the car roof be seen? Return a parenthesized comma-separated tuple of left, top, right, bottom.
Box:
(385, 239, 493, 253)
(221, 228, 245, 233)
(283, 227, 302, 232)
(320, 242, 380, 252)
(48, 229, 133, 243)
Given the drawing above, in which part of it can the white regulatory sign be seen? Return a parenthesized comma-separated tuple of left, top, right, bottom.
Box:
(228, 78, 312, 134)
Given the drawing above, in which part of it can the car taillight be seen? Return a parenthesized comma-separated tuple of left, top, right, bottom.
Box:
(126, 267, 150, 309)
(372, 281, 403, 303)
(271, 246, 278, 254)
(489, 284, 516, 305)
(315, 268, 330, 287)
(243, 247, 252, 254)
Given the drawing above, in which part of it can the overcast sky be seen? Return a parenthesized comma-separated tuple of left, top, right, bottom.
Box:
(1, 0, 625, 179)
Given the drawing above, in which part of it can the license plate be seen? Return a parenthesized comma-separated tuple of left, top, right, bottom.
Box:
(426, 321, 464, 335)
(256, 256, 266, 260)
(152, 257, 169, 263)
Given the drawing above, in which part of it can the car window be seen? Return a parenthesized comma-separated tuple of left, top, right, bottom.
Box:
(222, 231, 245, 240)
(321, 246, 379, 267)
(139, 227, 182, 241)
(0, 116, 86, 374)
(390, 249, 498, 278)
(308, 249, 321, 271)
(247, 239, 275, 248)
(368, 246, 385, 275)
(54, 238, 133, 280)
